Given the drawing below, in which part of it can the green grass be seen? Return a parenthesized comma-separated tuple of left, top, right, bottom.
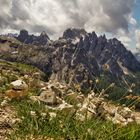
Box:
(91, 73, 140, 108)
(1, 61, 140, 139)
(0, 60, 41, 76)
(6, 98, 140, 140)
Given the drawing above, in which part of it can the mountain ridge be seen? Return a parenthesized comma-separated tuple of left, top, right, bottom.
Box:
(0, 28, 140, 89)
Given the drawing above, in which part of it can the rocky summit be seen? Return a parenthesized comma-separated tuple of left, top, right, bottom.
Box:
(0, 28, 140, 89)
(17, 29, 51, 46)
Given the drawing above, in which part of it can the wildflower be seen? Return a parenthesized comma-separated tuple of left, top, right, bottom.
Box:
(1, 100, 8, 107)
(41, 112, 47, 118)
(110, 83, 115, 88)
(103, 64, 110, 71)
(95, 78, 99, 84)
(128, 88, 133, 93)
(89, 80, 92, 83)
(49, 112, 57, 120)
(131, 83, 136, 88)
(21, 116, 25, 120)
(30, 111, 36, 117)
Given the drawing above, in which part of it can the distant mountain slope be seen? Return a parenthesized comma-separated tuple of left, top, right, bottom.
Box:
(135, 52, 140, 62)
(0, 28, 140, 88)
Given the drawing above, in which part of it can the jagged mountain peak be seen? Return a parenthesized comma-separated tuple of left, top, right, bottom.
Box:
(17, 29, 51, 46)
(0, 28, 140, 89)
(40, 31, 50, 39)
(63, 28, 87, 39)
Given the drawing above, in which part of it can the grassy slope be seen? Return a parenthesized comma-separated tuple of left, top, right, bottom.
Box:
(8, 99, 140, 140)
(1, 61, 140, 140)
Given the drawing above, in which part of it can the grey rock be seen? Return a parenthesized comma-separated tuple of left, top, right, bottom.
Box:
(17, 29, 50, 46)
(38, 90, 57, 105)
(10, 80, 28, 90)
(63, 28, 87, 40)
(1, 28, 140, 89)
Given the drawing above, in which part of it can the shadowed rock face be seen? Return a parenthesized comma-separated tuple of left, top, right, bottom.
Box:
(63, 28, 87, 39)
(0, 28, 140, 89)
(17, 29, 51, 46)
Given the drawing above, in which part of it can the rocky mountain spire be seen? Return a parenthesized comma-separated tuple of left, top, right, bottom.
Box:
(17, 29, 51, 46)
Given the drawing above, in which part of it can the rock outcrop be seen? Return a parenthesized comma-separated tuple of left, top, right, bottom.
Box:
(29, 80, 140, 126)
(10, 80, 28, 91)
(17, 29, 51, 46)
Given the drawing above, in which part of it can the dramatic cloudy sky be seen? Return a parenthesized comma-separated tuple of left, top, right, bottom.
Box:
(0, 0, 140, 51)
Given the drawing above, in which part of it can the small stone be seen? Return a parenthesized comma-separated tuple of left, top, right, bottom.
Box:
(127, 118, 134, 123)
(119, 107, 132, 119)
(102, 104, 118, 116)
(76, 107, 94, 121)
(77, 94, 85, 104)
(38, 90, 57, 105)
(113, 113, 126, 123)
(76, 113, 86, 121)
(33, 72, 41, 79)
(57, 103, 74, 112)
(90, 97, 103, 106)
(112, 118, 121, 125)
(30, 96, 39, 102)
(56, 97, 63, 104)
(105, 114, 113, 121)
(11, 118, 22, 124)
(88, 103, 97, 114)
(24, 75, 29, 79)
(87, 92, 95, 100)
(10, 80, 28, 90)
(51, 86, 63, 97)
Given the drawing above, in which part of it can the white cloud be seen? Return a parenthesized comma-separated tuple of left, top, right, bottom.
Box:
(129, 17, 137, 26)
(135, 29, 140, 49)
(115, 29, 132, 47)
(0, 0, 136, 39)
(118, 36, 132, 47)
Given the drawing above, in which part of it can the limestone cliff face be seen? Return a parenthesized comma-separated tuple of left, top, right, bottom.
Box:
(0, 28, 140, 88)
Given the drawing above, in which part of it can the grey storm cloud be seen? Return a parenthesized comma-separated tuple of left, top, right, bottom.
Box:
(0, 0, 136, 37)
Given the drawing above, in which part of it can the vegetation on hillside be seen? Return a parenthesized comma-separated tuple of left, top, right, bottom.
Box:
(1, 61, 140, 140)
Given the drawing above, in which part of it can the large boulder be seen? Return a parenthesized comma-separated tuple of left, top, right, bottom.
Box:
(10, 80, 28, 91)
(5, 89, 27, 99)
